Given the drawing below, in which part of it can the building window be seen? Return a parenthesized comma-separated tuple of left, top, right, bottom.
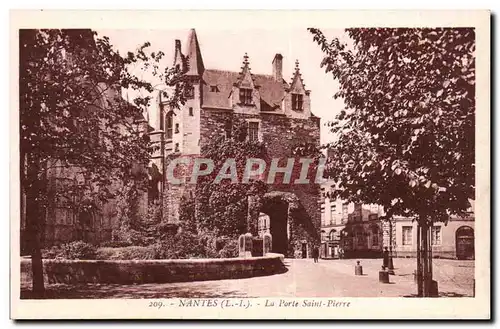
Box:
(185, 85, 194, 99)
(189, 107, 194, 116)
(402, 226, 413, 245)
(372, 227, 379, 246)
(355, 229, 365, 248)
(175, 123, 179, 134)
(248, 121, 259, 142)
(431, 226, 442, 245)
(174, 143, 179, 153)
(165, 112, 173, 139)
(292, 93, 303, 111)
(341, 203, 348, 224)
(210, 85, 219, 92)
(329, 204, 336, 225)
(329, 230, 336, 241)
(239, 88, 253, 105)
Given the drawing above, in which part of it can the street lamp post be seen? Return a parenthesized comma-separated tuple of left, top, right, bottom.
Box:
(388, 219, 395, 274)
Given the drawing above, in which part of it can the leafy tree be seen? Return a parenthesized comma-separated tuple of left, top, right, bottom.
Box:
(309, 28, 475, 296)
(19, 29, 184, 297)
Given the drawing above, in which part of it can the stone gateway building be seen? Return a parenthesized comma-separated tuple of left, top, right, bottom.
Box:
(149, 29, 321, 258)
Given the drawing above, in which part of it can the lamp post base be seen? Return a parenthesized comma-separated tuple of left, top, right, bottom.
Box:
(388, 256, 395, 275)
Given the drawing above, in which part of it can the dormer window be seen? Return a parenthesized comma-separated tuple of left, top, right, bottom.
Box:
(239, 88, 253, 105)
(210, 85, 219, 92)
(292, 93, 303, 111)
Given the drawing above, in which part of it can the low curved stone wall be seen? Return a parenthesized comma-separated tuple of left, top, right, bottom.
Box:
(20, 253, 286, 285)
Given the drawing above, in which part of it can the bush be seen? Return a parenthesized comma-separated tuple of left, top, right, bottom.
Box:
(60, 241, 97, 260)
(42, 245, 64, 259)
(95, 231, 220, 260)
(218, 239, 239, 258)
(99, 240, 133, 248)
(111, 227, 154, 247)
(96, 246, 157, 260)
(154, 232, 208, 259)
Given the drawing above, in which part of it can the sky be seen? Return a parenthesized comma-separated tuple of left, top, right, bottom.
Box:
(96, 28, 349, 145)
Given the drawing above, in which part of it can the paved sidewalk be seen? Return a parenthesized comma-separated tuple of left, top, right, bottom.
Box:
(315, 258, 474, 297)
(21, 258, 474, 299)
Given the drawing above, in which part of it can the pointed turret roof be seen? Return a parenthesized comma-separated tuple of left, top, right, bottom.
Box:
(184, 29, 204, 76)
(289, 59, 306, 90)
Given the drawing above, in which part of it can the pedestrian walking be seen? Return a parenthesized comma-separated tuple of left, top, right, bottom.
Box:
(313, 246, 319, 263)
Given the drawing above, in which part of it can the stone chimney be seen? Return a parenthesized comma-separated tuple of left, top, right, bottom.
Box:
(272, 53, 283, 82)
(173, 39, 183, 69)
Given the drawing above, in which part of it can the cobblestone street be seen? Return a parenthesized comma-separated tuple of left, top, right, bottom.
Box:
(21, 258, 474, 299)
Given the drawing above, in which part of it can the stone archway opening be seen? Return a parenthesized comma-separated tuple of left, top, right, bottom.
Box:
(260, 199, 289, 256)
(257, 191, 320, 258)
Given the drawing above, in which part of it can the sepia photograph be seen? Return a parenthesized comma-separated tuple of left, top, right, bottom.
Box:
(10, 9, 490, 319)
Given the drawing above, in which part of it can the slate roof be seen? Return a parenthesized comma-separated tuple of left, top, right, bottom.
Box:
(201, 69, 289, 111)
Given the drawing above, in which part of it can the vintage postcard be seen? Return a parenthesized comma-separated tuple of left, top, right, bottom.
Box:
(10, 10, 490, 319)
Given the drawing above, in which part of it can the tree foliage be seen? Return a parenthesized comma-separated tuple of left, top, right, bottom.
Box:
(19, 28, 185, 296)
(309, 28, 475, 224)
(20, 29, 185, 208)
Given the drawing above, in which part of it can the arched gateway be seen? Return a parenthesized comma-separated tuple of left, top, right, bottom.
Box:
(258, 191, 319, 257)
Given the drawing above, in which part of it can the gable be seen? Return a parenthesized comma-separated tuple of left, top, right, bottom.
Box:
(239, 69, 254, 89)
(290, 74, 306, 94)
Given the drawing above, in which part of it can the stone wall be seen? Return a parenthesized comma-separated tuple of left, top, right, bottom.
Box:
(20, 253, 286, 285)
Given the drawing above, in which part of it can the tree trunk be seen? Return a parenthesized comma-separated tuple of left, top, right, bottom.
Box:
(24, 158, 46, 298)
(422, 222, 430, 297)
(416, 223, 423, 296)
(19, 29, 47, 298)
